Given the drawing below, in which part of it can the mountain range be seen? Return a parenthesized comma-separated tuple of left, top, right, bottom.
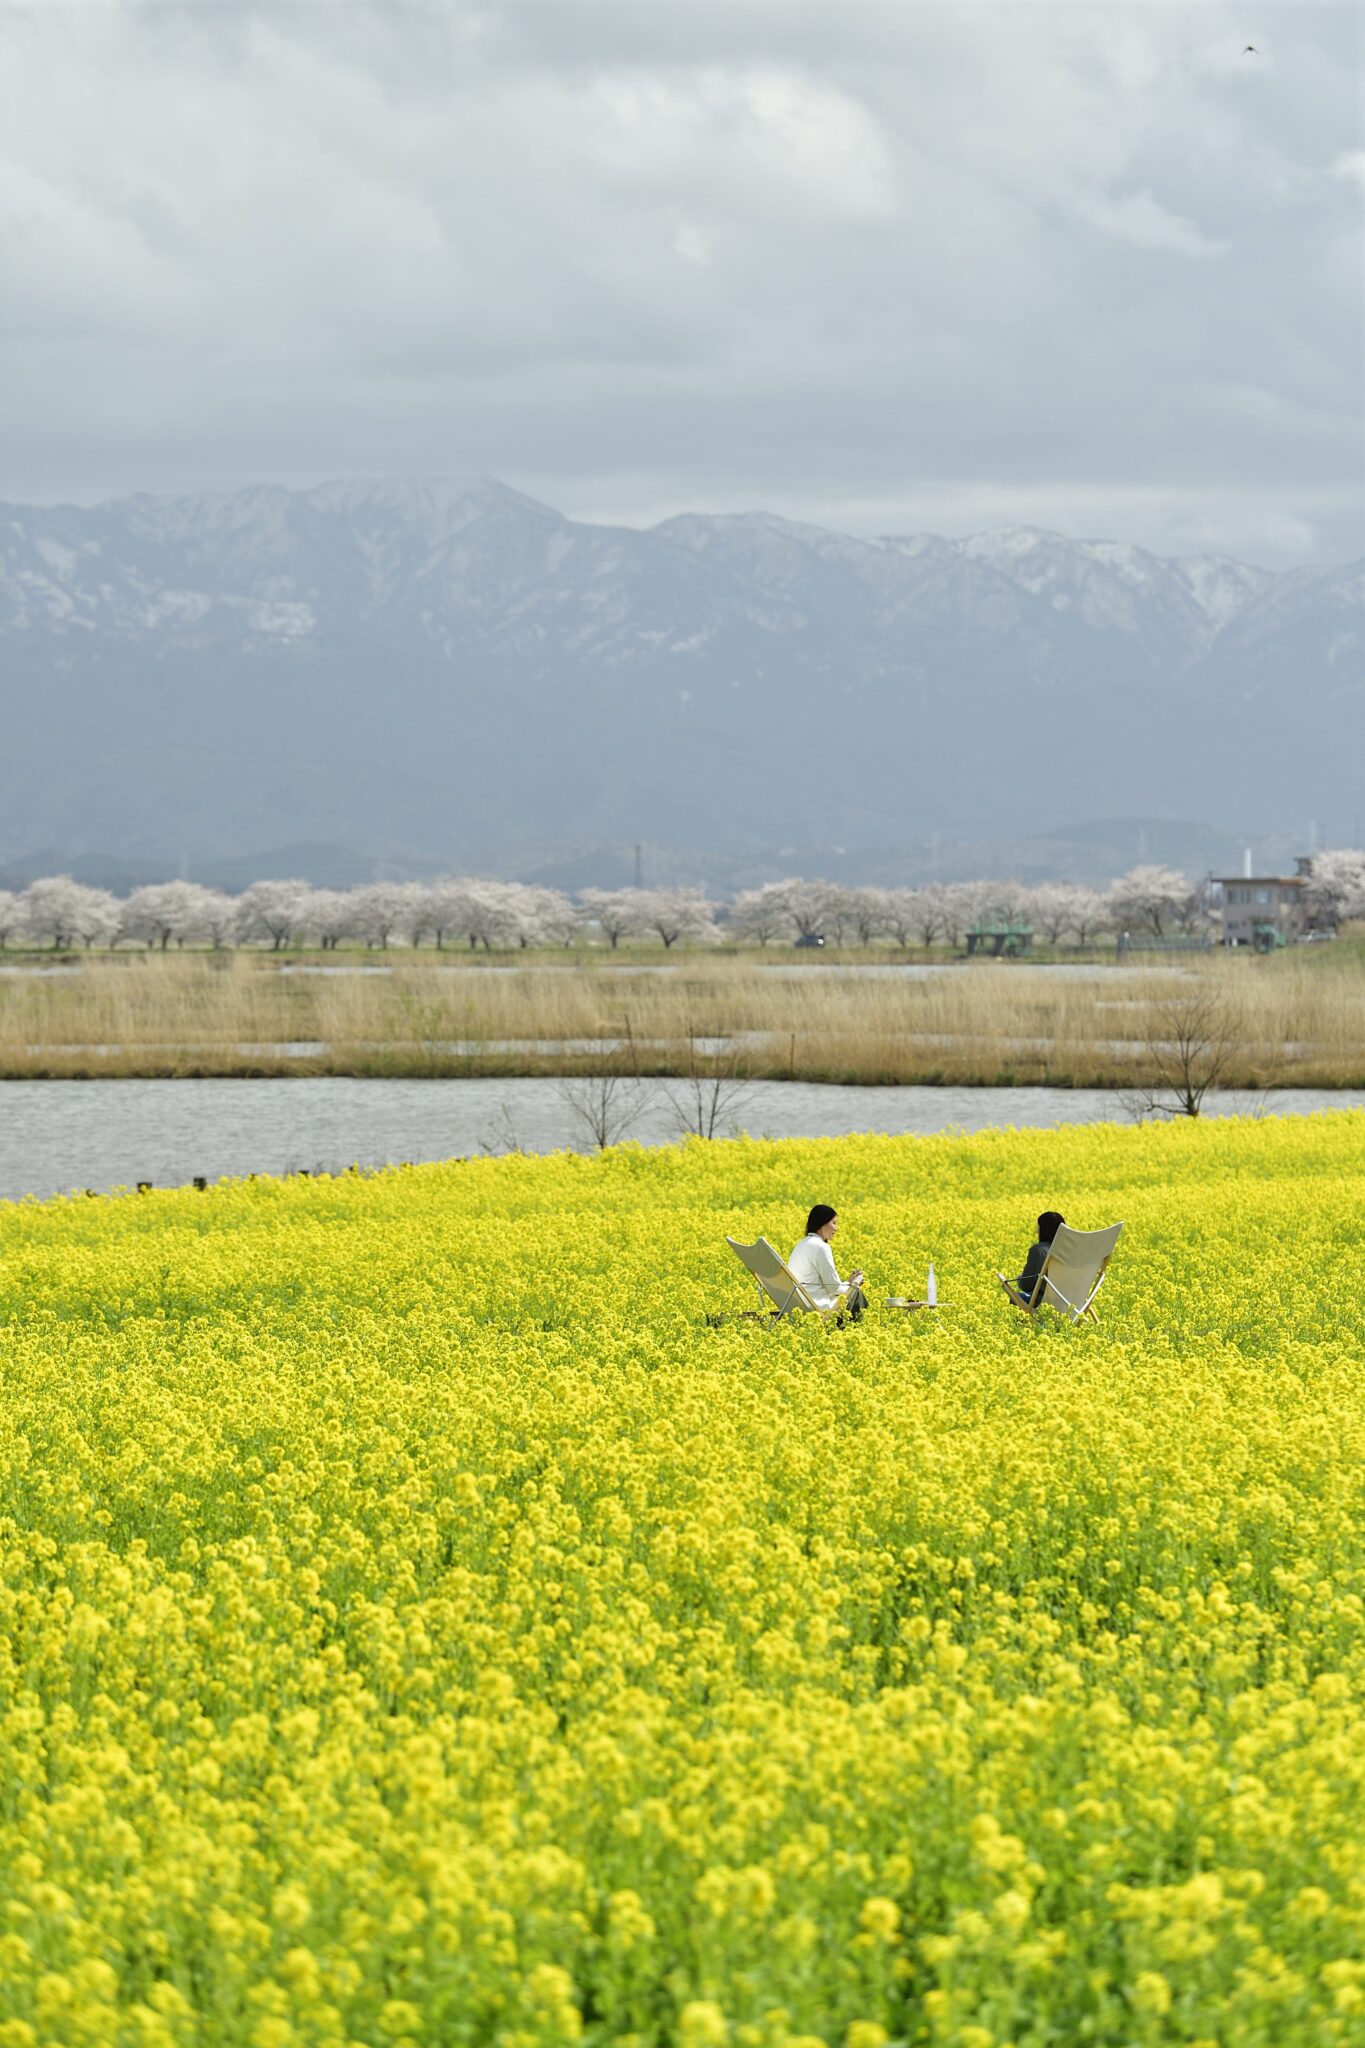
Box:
(1, 476, 1359, 870)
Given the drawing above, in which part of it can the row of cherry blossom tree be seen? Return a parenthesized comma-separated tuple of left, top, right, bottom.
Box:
(0, 857, 1360, 953)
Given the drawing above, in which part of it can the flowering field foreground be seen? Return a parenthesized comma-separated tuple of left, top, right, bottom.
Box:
(1, 1114, 1363, 2048)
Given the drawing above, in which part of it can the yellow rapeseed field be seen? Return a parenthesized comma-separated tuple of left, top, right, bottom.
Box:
(1, 1111, 1363, 2048)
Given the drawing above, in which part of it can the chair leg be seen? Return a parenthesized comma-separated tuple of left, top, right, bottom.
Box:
(769, 1283, 797, 1326)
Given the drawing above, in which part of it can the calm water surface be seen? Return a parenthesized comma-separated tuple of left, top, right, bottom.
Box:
(265, 961, 1166, 982)
(1, 1077, 1360, 1201)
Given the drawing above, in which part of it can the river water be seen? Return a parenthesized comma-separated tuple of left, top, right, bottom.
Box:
(1, 1077, 1360, 1201)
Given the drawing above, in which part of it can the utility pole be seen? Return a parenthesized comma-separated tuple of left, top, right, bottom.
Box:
(633, 842, 644, 889)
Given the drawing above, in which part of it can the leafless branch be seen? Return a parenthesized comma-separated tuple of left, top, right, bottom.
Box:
(663, 1028, 760, 1140)
(477, 1101, 527, 1155)
(1117, 985, 1243, 1119)
(555, 1071, 643, 1150)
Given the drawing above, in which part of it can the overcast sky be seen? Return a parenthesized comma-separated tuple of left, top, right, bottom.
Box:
(2, 0, 1361, 565)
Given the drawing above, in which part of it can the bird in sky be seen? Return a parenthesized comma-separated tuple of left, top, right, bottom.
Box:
(1243, 43, 1258, 53)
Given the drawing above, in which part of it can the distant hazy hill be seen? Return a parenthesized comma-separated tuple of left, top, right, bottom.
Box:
(1, 476, 1358, 863)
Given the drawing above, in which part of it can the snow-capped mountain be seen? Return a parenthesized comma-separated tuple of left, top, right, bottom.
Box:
(0, 478, 1357, 858)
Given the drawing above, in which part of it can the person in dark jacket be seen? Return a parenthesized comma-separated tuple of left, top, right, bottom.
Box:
(1016, 1210, 1065, 1304)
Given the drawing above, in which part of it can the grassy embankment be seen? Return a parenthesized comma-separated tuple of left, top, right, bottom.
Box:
(1, 937, 1363, 1086)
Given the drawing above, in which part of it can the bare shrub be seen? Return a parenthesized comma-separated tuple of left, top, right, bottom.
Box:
(556, 1072, 643, 1150)
(477, 1102, 527, 1156)
(664, 1029, 759, 1140)
(1119, 985, 1243, 1119)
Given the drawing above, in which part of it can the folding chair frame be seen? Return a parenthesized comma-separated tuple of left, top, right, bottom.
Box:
(726, 1237, 843, 1327)
(744, 1269, 805, 1322)
(998, 1249, 1115, 1324)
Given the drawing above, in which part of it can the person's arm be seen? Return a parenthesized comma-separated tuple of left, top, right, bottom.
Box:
(814, 1239, 849, 1297)
(1017, 1240, 1047, 1302)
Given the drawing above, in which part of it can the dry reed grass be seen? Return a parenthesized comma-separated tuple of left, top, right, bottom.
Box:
(1, 948, 1362, 1086)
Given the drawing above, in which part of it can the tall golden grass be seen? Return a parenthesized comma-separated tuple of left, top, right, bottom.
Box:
(0, 948, 1362, 1085)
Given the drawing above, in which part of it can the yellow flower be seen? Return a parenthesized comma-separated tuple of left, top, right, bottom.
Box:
(1131, 1972, 1173, 2017)
(993, 1890, 1031, 1935)
(378, 2002, 423, 2038)
(250, 2023, 296, 2048)
(607, 1890, 657, 1946)
(845, 2026, 888, 2048)
(271, 1884, 312, 1931)
(858, 1897, 900, 1942)
(679, 2002, 729, 2048)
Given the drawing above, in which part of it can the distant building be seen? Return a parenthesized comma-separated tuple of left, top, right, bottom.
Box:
(1213, 859, 1310, 949)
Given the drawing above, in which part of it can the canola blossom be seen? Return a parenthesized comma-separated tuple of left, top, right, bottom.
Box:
(1, 1111, 1363, 2048)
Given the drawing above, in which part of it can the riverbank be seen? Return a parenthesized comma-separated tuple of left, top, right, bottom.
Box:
(1, 946, 1363, 1087)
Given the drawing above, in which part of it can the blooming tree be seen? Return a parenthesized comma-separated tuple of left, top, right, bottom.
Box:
(1069, 888, 1110, 948)
(513, 887, 578, 948)
(768, 879, 835, 942)
(22, 876, 120, 950)
(729, 885, 795, 947)
(235, 880, 311, 950)
(1025, 882, 1095, 946)
(441, 881, 525, 951)
(1107, 865, 1196, 938)
(349, 882, 423, 950)
(578, 889, 646, 950)
(0, 890, 25, 949)
(190, 888, 238, 949)
(939, 882, 989, 948)
(302, 888, 356, 951)
(845, 887, 890, 946)
(1303, 850, 1365, 930)
(876, 888, 923, 950)
(415, 881, 470, 951)
(634, 888, 717, 950)
(817, 888, 857, 947)
(120, 881, 229, 949)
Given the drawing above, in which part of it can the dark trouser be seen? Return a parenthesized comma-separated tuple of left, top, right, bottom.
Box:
(841, 1285, 869, 1321)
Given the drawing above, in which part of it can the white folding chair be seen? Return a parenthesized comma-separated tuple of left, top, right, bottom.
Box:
(999, 1222, 1124, 1324)
(725, 1236, 842, 1324)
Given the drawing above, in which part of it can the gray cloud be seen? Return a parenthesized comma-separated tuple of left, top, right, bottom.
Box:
(1, 0, 1360, 565)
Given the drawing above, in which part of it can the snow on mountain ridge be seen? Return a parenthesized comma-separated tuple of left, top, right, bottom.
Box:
(0, 481, 1356, 861)
(0, 482, 1339, 657)
(303, 474, 559, 529)
(945, 523, 1283, 639)
(1170, 555, 1275, 630)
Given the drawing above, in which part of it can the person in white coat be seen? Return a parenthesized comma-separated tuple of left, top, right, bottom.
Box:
(788, 1204, 867, 1317)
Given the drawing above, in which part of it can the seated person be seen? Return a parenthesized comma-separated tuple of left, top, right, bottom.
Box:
(1015, 1210, 1065, 1305)
(789, 1204, 867, 1317)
